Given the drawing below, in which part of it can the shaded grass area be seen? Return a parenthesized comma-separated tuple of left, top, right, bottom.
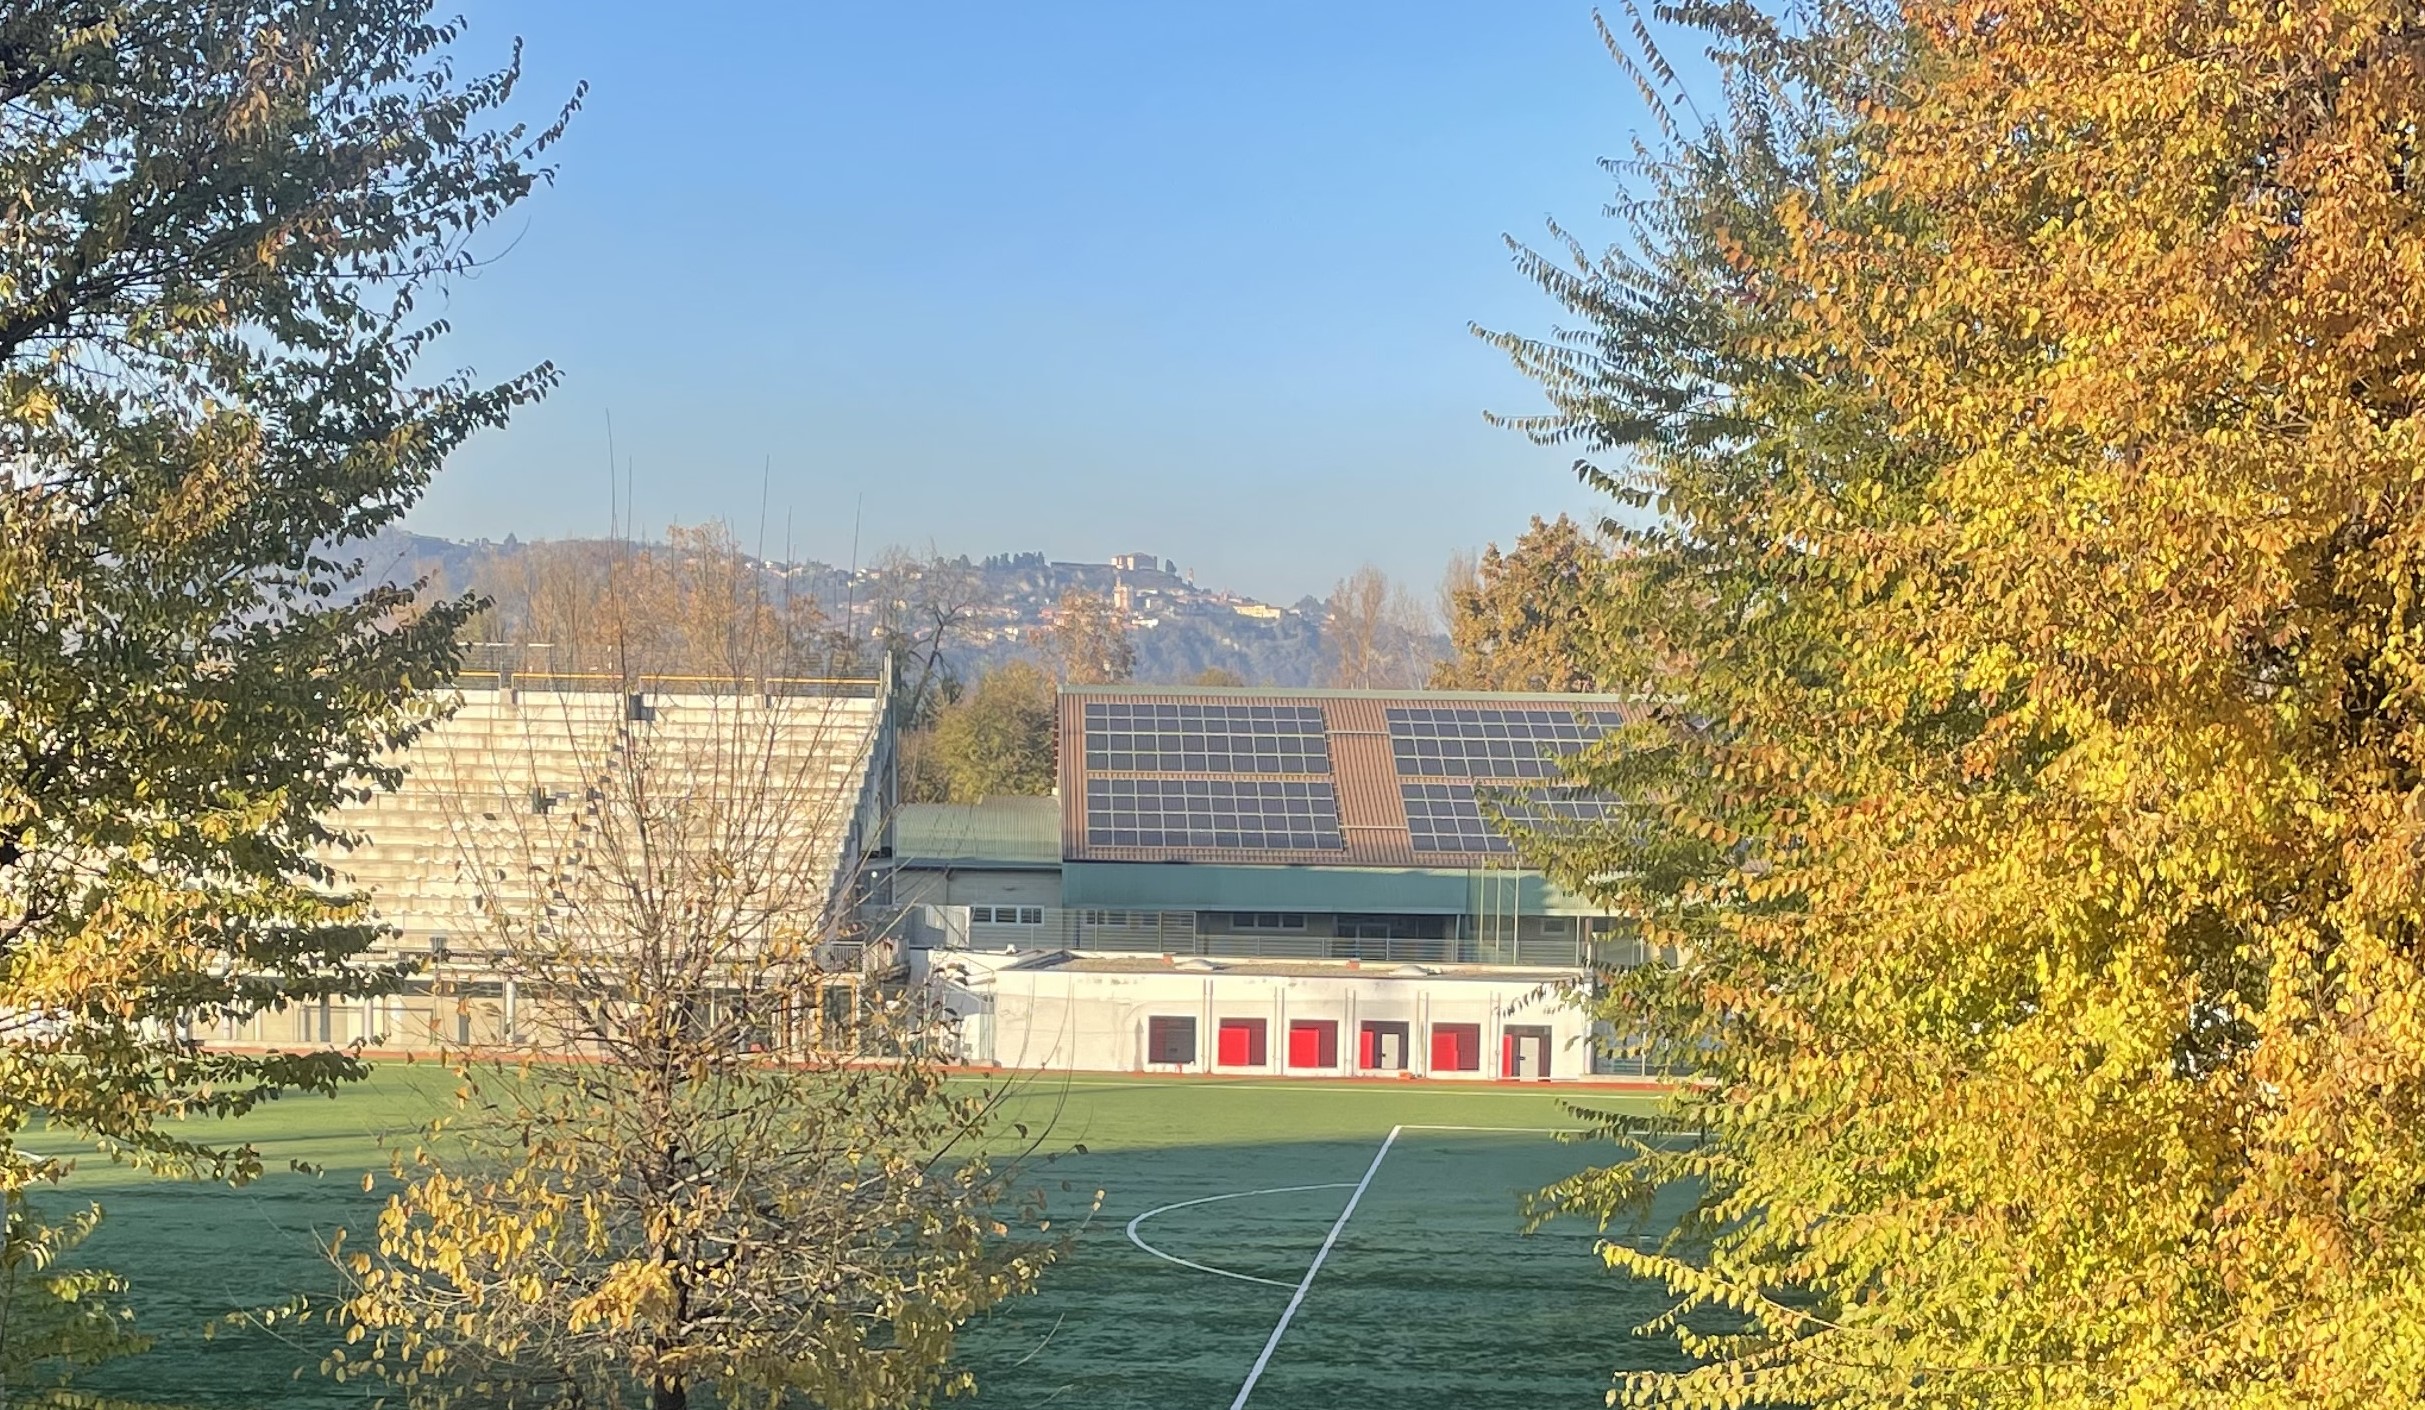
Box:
(29, 1068, 1677, 1408)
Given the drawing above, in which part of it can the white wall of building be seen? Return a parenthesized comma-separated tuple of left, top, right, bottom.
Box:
(922, 953, 1595, 1082)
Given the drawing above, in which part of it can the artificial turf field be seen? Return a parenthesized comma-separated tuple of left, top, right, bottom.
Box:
(39, 1065, 1691, 1409)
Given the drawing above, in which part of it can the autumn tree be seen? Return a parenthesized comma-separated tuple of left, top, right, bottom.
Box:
(468, 524, 840, 682)
(869, 548, 988, 727)
(331, 684, 1058, 1409)
(1047, 589, 1134, 686)
(1431, 515, 1611, 692)
(0, 0, 571, 1386)
(1187, 666, 1248, 688)
(1492, 1, 2425, 1407)
(922, 662, 1057, 803)
(1320, 564, 1433, 688)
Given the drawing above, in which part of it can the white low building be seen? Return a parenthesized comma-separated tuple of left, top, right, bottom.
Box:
(922, 950, 1596, 1082)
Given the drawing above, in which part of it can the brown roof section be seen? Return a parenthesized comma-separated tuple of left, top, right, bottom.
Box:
(1056, 685, 1637, 868)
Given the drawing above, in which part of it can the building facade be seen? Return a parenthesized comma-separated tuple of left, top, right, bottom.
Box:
(895, 684, 1652, 1082)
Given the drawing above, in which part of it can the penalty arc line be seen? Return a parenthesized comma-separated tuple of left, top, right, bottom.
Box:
(1124, 1183, 1359, 1290)
(1228, 1124, 1403, 1410)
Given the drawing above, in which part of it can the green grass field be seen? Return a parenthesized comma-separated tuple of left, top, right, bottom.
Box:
(36, 1066, 1690, 1409)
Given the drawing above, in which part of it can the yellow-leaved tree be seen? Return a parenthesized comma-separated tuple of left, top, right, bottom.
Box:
(1490, 0, 2425, 1405)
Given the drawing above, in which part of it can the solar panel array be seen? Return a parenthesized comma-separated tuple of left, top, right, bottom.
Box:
(1400, 783, 1620, 855)
(1071, 694, 1630, 860)
(1082, 701, 1330, 775)
(1085, 778, 1344, 851)
(1386, 706, 1627, 779)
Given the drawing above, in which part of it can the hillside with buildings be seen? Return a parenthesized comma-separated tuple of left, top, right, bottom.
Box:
(362, 528, 1379, 686)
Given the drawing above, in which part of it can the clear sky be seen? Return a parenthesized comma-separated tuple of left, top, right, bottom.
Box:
(416, 2, 1665, 603)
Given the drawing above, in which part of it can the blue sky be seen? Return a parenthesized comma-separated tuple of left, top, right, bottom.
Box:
(417, 2, 1667, 603)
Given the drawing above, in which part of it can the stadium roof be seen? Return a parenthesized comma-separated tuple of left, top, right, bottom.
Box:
(1056, 685, 1637, 869)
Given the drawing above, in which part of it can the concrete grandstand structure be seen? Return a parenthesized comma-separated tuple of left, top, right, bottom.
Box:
(213, 670, 896, 1052)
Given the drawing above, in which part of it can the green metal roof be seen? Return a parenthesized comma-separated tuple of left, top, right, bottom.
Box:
(893, 797, 1062, 868)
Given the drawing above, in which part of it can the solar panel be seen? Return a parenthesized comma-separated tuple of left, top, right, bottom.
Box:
(1401, 782, 1620, 855)
(1082, 701, 1331, 774)
(1386, 706, 1625, 779)
(1085, 777, 1344, 851)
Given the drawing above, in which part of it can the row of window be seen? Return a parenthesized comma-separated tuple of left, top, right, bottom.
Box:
(964, 909, 1576, 936)
(1144, 1016, 1504, 1073)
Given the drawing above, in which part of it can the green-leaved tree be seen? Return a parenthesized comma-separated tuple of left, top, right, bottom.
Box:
(926, 662, 1058, 802)
(0, 0, 574, 1375)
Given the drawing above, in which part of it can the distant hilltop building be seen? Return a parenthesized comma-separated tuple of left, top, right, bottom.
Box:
(1109, 552, 1156, 572)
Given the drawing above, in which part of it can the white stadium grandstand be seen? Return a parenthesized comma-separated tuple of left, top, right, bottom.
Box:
(212, 671, 895, 1051)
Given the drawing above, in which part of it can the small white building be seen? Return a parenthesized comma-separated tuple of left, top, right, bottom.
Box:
(923, 951, 1594, 1082)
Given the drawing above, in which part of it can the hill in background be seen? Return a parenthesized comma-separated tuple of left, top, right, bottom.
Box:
(353, 528, 1403, 688)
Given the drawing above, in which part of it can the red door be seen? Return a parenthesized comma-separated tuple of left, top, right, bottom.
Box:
(1217, 1019, 1267, 1067)
(1288, 1020, 1337, 1069)
(1358, 1026, 1377, 1069)
(1431, 1023, 1480, 1072)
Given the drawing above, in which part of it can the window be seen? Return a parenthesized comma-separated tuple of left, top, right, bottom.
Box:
(1147, 1016, 1197, 1065)
(970, 906, 1043, 925)
(1232, 912, 1306, 930)
(1430, 1022, 1482, 1072)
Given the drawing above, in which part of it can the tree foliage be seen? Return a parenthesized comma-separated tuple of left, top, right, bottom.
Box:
(1431, 514, 1612, 693)
(1320, 564, 1433, 689)
(1495, 0, 2425, 1405)
(0, 0, 570, 1221)
(331, 690, 1060, 1410)
(1046, 589, 1133, 686)
(465, 523, 846, 682)
(0, 1203, 147, 1404)
(868, 548, 987, 727)
(919, 662, 1057, 803)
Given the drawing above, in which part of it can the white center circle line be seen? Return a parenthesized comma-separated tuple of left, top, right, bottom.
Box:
(1124, 1182, 1360, 1290)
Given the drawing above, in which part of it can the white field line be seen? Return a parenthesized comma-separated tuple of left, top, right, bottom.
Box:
(1229, 1125, 1403, 1410)
(1123, 1183, 1359, 1289)
(1398, 1123, 1583, 1134)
